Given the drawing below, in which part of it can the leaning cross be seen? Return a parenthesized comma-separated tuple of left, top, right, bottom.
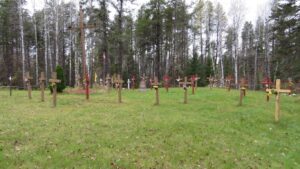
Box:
(151, 77, 161, 105)
(179, 77, 192, 104)
(239, 78, 248, 106)
(49, 72, 61, 107)
(24, 72, 33, 99)
(266, 79, 291, 122)
(114, 74, 124, 103)
(39, 72, 46, 102)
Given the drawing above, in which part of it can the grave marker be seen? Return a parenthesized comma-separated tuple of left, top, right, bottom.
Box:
(239, 78, 248, 106)
(207, 76, 217, 90)
(139, 74, 147, 91)
(24, 72, 33, 99)
(261, 77, 273, 102)
(39, 72, 46, 102)
(176, 76, 182, 87)
(225, 75, 234, 91)
(131, 76, 136, 89)
(49, 72, 61, 107)
(190, 75, 196, 95)
(114, 74, 124, 103)
(163, 75, 170, 92)
(151, 77, 161, 105)
(179, 77, 192, 104)
(194, 75, 200, 91)
(105, 74, 111, 91)
(127, 79, 131, 89)
(266, 79, 291, 122)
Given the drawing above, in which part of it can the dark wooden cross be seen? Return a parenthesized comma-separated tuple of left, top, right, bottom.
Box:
(24, 72, 33, 99)
(151, 77, 161, 105)
(114, 74, 124, 103)
(39, 72, 46, 102)
(131, 76, 136, 89)
(179, 77, 192, 104)
(163, 75, 170, 92)
(225, 75, 234, 91)
(239, 78, 248, 106)
(68, 5, 96, 100)
(266, 79, 291, 122)
(49, 72, 61, 107)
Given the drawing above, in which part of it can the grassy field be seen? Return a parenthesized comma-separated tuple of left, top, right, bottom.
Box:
(0, 87, 299, 168)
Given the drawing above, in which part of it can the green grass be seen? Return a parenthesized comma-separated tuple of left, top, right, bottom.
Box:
(0, 87, 299, 168)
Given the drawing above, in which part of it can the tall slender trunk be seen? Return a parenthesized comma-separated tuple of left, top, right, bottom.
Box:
(48, 31, 53, 74)
(18, 0, 25, 87)
(44, 1, 48, 86)
(55, 0, 59, 67)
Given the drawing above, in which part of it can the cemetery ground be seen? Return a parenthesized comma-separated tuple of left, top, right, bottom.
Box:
(0, 88, 299, 168)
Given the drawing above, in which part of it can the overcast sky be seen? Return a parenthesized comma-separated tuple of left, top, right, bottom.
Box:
(25, 0, 272, 24)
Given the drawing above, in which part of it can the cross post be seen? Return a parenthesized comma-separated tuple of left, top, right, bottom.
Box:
(49, 72, 61, 107)
(114, 74, 124, 103)
(266, 79, 291, 122)
(239, 78, 248, 106)
(151, 76, 161, 105)
(163, 75, 170, 92)
(179, 77, 192, 104)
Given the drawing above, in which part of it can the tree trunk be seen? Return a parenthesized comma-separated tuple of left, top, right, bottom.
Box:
(18, 0, 26, 87)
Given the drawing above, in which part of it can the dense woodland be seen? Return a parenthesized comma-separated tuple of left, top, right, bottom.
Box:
(0, 0, 299, 89)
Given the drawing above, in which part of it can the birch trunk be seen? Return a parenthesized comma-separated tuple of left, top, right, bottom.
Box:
(18, 0, 26, 87)
(55, 0, 59, 67)
(44, 0, 48, 86)
(33, 0, 39, 86)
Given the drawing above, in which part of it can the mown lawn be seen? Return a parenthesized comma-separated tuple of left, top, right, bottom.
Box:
(0, 87, 299, 168)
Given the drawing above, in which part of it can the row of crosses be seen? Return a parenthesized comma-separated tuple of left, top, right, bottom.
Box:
(24, 72, 61, 107)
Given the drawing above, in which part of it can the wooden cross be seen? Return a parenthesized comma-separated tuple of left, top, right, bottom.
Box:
(207, 76, 217, 90)
(24, 72, 33, 99)
(39, 72, 46, 102)
(239, 78, 248, 106)
(190, 75, 196, 95)
(151, 77, 161, 105)
(266, 79, 291, 122)
(225, 75, 234, 91)
(163, 75, 170, 92)
(131, 76, 136, 89)
(68, 5, 96, 100)
(49, 72, 61, 107)
(261, 77, 273, 102)
(114, 74, 124, 103)
(179, 77, 192, 104)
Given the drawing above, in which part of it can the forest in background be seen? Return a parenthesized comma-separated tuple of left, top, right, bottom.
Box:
(0, 0, 299, 89)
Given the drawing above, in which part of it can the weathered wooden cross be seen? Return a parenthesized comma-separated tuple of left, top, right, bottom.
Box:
(179, 77, 192, 104)
(24, 72, 33, 99)
(131, 75, 136, 89)
(114, 74, 124, 103)
(190, 75, 196, 95)
(239, 78, 248, 106)
(266, 79, 291, 122)
(225, 75, 234, 91)
(151, 77, 161, 105)
(207, 76, 217, 90)
(261, 77, 273, 102)
(163, 75, 170, 92)
(49, 72, 61, 107)
(39, 72, 46, 102)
